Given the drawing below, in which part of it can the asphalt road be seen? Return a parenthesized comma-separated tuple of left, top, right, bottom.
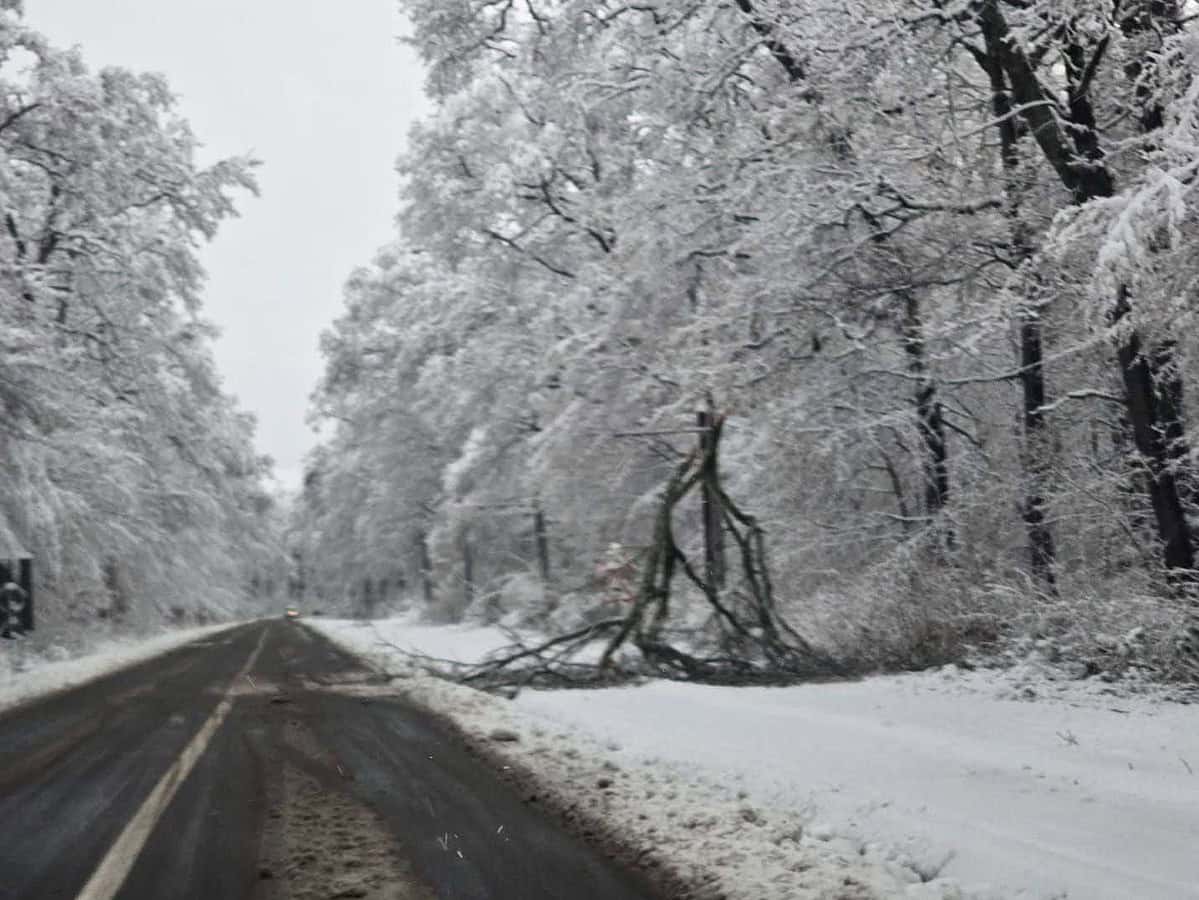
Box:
(0, 620, 661, 900)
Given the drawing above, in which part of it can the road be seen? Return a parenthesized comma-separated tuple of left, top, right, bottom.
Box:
(0, 620, 661, 900)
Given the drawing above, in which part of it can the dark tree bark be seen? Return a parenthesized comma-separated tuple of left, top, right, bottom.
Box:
(902, 293, 951, 540)
(977, 25, 1057, 587)
(1115, 295, 1194, 571)
(697, 408, 726, 589)
(1151, 342, 1195, 508)
(533, 504, 551, 585)
(1019, 314, 1057, 582)
(1120, 1, 1196, 514)
(974, 0, 1195, 577)
(417, 532, 435, 605)
(461, 528, 474, 609)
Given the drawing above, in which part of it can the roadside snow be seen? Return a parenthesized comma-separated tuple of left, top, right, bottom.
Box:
(333, 616, 515, 664)
(516, 668, 1199, 900)
(0, 621, 243, 712)
(310, 619, 1005, 899)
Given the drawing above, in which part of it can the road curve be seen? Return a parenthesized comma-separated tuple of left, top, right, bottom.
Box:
(0, 620, 660, 900)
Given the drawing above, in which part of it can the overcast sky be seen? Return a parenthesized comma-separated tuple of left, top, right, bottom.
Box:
(25, 0, 430, 490)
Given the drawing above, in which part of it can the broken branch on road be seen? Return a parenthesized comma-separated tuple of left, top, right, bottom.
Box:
(403, 411, 841, 692)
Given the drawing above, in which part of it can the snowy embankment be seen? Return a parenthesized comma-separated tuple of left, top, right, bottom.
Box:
(315, 621, 1099, 898)
(517, 670, 1199, 900)
(310, 617, 1199, 900)
(0, 621, 243, 712)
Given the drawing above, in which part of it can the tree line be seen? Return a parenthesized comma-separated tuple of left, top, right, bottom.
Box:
(1, 8, 282, 629)
(296, 0, 1199, 674)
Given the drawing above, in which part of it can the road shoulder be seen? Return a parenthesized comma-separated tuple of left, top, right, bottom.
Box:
(0, 620, 247, 716)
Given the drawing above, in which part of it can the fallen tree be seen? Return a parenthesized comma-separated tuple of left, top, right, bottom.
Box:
(395, 411, 843, 692)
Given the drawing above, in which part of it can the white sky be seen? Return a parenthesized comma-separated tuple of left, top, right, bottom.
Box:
(25, 0, 430, 490)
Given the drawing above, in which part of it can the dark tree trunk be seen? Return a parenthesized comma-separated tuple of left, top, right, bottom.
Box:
(533, 504, 551, 585)
(1117, 1, 1196, 576)
(1151, 342, 1194, 507)
(697, 408, 726, 589)
(1115, 297, 1195, 572)
(902, 293, 950, 541)
(461, 529, 474, 610)
(18, 557, 33, 632)
(975, 0, 1195, 577)
(1019, 316, 1057, 583)
(980, 32, 1058, 587)
(417, 532, 434, 605)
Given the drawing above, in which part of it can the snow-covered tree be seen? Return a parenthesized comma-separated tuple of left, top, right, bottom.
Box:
(1, 12, 281, 627)
(298, 0, 1199, 674)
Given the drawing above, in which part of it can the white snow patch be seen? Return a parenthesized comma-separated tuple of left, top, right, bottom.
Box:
(0, 621, 243, 712)
(322, 616, 515, 664)
(514, 670, 1199, 900)
(310, 618, 1006, 899)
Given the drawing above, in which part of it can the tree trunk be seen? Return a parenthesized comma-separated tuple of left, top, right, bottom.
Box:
(1117, 1, 1196, 576)
(980, 33, 1058, 587)
(1019, 315, 1057, 584)
(533, 504, 551, 585)
(1115, 299, 1194, 572)
(975, 0, 1195, 577)
(1152, 342, 1194, 508)
(697, 408, 726, 589)
(461, 528, 474, 610)
(417, 532, 434, 605)
(901, 293, 950, 543)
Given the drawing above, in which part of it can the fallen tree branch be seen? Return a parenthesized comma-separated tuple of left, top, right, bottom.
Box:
(411, 401, 844, 693)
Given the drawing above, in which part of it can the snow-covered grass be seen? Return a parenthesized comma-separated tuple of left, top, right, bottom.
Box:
(0, 621, 243, 712)
(314, 618, 1051, 899)
(516, 665, 1199, 900)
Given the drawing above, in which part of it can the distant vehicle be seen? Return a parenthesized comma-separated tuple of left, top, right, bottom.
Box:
(285, 607, 300, 619)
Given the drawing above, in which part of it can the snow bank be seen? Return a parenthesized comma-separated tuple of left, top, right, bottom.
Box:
(516, 667, 1199, 900)
(309, 618, 996, 899)
(0, 621, 243, 712)
(324, 616, 516, 664)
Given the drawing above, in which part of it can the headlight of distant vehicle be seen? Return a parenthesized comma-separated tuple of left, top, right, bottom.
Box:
(285, 608, 300, 618)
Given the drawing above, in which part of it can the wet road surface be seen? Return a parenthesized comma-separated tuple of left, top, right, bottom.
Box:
(0, 620, 660, 900)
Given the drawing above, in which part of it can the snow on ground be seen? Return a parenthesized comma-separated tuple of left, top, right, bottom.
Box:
(311, 618, 1011, 899)
(337, 615, 515, 664)
(0, 621, 243, 712)
(313, 618, 1199, 899)
(515, 668, 1199, 900)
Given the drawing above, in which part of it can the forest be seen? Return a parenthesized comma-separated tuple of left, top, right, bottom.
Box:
(1, 9, 284, 632)
(5, 6, 1197, 897)
(6, 0, 1199, 678)
(294, 0, 1199, 680)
